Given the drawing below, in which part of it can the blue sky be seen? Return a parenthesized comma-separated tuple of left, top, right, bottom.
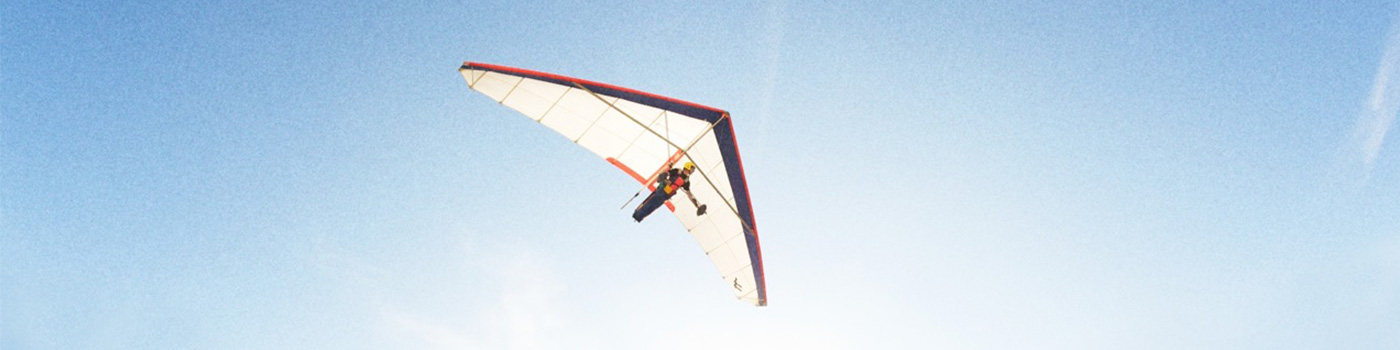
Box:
(4, 1, 1400, 349)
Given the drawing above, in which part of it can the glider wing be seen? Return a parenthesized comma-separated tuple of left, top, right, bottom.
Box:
(459, 62, 767, 306)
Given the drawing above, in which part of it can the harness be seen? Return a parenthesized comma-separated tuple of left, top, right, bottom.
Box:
(663, 173, 687, 195)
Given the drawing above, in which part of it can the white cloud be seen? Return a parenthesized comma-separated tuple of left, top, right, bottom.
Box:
(750, 0, 787, 152)
(1353, 13, 1400, 169)
(489, 251, 563, 350)
(382, 310, 476, 350)
(659, 320, 851, 350)
(373, 240, 563, 350)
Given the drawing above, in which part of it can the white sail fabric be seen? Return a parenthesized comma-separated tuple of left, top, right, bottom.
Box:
(460, 63, 766, 306)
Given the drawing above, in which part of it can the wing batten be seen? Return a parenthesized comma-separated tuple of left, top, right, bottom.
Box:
(573, 95, 618, 143)
(535, 86, 571, 125)
(499, 77, 526, 106)
(460, 62, 766, 306)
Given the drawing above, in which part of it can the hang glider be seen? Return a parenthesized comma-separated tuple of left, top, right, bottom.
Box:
(458, 62, 767, 306)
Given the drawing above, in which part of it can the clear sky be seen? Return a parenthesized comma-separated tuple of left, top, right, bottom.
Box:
(4, 1, 1400, 349)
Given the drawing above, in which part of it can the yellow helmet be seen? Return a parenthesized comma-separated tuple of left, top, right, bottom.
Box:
(683, 162, 696, 171)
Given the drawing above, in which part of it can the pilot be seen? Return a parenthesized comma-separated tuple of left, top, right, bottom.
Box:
(632, 162, 707, 222)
